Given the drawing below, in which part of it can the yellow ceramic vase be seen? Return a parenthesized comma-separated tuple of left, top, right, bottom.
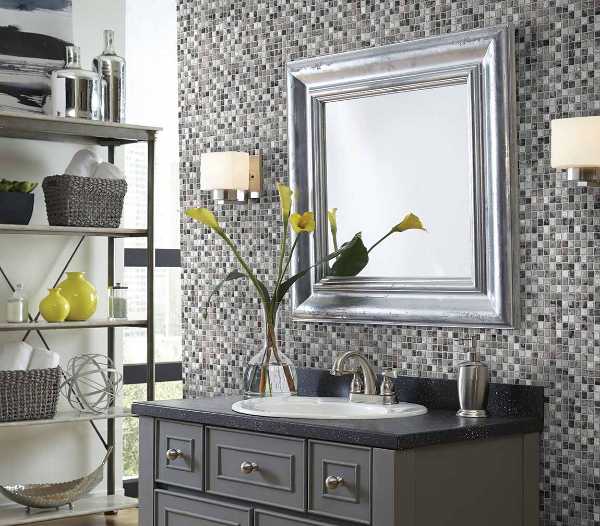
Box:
(57, 272, 97, 321)
(39, 288, 70, 323)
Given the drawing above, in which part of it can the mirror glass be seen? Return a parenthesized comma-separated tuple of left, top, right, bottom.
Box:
(325, 82, 474, 280)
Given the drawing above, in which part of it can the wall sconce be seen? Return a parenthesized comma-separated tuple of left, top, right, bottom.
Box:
(201, 152, 262, 203)
(551, 116, 600, 184)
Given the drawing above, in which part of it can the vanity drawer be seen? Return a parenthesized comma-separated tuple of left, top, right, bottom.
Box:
(156, 490, 251, 526)
(255, 509, 336, 526)
(308, 440, 371, 524)
(156, 420, 203, 490)
(205, 426, 306, 511)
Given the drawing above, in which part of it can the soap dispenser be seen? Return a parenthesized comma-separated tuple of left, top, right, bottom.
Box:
(456, 337, 489, 418)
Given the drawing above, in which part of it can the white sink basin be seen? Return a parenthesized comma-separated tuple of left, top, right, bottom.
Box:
(231, 396, 427, 420)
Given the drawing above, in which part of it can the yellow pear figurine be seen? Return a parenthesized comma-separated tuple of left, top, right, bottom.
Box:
(39, 288, 70, 323)
(57, 272, 97, 321)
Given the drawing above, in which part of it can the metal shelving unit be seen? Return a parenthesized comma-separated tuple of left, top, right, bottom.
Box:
(0, 111, 158, 524)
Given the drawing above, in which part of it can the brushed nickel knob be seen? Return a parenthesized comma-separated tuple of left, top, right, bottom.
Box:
(165, 448, 182, 461)
(325, 475, 344, 490)
(240, 461, 259, 474)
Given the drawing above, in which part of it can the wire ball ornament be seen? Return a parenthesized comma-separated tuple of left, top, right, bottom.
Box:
(61, 354, 123, 414)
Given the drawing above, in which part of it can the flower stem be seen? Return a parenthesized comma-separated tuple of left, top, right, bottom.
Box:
(367, 230, 393, 255)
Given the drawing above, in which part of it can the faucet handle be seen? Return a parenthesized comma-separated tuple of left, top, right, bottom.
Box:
(380, 369, 397, 405)
(350, 370, 364, 394)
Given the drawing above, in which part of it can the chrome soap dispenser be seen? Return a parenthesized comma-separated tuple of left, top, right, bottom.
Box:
(456, 337, 489, 418)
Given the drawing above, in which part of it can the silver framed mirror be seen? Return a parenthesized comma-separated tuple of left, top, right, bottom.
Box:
(287, 25, 518, 328)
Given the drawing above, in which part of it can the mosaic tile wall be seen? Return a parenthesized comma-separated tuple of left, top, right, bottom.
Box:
(177, 1, 600, 524)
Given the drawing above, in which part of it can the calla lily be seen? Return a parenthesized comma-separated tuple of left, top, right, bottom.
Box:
(290, 211, 316, 233)
(392, 212, 426, 232)
(277, 183, 293, 219)
(327, 208, 338, 251)
(186, 208, 222, 231)
(327, 208, 337, 233)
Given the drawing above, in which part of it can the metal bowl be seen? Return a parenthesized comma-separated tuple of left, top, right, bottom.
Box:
(0, 447, 112, 511)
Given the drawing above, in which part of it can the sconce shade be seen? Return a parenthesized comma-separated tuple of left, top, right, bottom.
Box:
(551, 116, 600, 169)
(201, 152, 250, 191)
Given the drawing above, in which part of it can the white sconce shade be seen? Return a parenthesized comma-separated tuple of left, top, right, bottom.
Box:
(201, 152, 262, 202)
(551, 117, 600, 182)
(201, 152, 250, 191)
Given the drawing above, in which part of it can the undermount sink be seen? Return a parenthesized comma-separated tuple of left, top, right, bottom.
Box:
(231, 396, 428, 420)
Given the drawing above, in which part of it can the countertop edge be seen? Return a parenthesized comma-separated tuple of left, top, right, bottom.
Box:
(132, 400, 543, 450)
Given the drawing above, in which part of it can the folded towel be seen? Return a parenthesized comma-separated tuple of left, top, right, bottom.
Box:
(28, 348, 60, 370)
(0, 341, 33, 371)
(65, 149, 99, 178)
(92, 162, 124, 180)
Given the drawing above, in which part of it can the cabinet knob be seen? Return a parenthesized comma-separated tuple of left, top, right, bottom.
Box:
(240, 461, 259, 474)
(165, 448, 183, 461)
(325, 475, 344, 490)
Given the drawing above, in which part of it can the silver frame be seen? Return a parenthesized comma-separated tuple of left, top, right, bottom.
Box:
(287, 25, 518, 328)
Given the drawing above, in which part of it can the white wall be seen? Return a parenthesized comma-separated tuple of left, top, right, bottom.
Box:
(0, 0, 125, 503)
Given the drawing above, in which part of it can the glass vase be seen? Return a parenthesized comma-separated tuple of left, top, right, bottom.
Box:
(243, 308, 297, 398)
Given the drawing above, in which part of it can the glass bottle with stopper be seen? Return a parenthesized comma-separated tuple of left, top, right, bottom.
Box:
(51, 45, 102, 120)
(6, 284, 28, 323)
(93, 29, 126, 123)
(108, 283, 128, 319)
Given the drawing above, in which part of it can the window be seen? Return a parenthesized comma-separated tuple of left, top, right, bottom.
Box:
(121, 0, 180, 484)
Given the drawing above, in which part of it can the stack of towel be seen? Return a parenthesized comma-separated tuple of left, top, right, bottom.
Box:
(0, 341, 60, 371)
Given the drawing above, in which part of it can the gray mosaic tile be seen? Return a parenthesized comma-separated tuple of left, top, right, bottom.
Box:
(177, 1, 600, 524)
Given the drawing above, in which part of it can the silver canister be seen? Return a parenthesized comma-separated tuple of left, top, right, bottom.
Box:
(93, 29, 125, 122)
(51, 45, 102, 120)
(456, 360, 489, 418)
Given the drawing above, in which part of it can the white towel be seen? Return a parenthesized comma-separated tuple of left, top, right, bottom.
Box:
(64, 149, 99, 178)
(0, 341, 33, 371)
(28, 348, 60, 370)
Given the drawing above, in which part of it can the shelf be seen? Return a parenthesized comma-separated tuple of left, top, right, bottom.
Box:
(0, 495, 137, 525)
(0, 111, 160, 145)
(0, 224, 148, 238)
(0, 319, 147, 332)
(0, 407, 132, 428)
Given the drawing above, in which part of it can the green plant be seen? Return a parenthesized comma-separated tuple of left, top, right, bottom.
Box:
(186, 183, 426, 396)
(0, 179, 38, 193)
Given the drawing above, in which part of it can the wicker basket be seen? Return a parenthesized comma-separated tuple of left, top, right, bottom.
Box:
(43, 175, 127, 228)
(0, 367, 60, 422)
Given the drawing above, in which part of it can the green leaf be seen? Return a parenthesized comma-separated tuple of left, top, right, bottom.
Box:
(203, 270, 246, 318)
(274, 233, 363, 303)
(330, 234, 369, 277)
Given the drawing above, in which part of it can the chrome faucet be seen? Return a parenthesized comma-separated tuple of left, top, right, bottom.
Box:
(330, 351, 396, 404)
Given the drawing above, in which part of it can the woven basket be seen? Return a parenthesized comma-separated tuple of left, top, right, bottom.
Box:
(43, 175, 127, 228)
(0, 367, 60, 422)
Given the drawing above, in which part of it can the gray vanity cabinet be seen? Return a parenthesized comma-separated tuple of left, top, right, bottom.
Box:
(139, 416, 539, 526)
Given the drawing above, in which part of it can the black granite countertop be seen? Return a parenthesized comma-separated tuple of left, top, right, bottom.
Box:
(132, 368, 544, 450)
(132, 396, 542, 450)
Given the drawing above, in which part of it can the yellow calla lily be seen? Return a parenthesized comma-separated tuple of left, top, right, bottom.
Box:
(327, 208, 337, 233)
(392, 212, 426, 232)
(186, 208, 221, 231)
(277, 183, 293, 219)
(290, 211, 316, 233)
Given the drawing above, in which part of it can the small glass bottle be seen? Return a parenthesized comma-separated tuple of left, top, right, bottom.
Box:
(108, 283, 128, 319)
(6, 284, 28, 323)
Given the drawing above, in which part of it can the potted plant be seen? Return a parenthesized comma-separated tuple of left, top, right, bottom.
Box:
(0, 179, 38, 225)
(186, 183, 425, 397)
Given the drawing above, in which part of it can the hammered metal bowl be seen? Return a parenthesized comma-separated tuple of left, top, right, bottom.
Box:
(0, 447, 112, 511)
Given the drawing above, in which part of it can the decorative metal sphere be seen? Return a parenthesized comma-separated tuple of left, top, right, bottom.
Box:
(61, 354, 123, 414)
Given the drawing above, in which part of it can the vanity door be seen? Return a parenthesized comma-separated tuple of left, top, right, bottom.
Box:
(308, 440, 372, 524)
(156, 490, 252, 526)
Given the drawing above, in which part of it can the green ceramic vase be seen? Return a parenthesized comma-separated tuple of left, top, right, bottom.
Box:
(57, 272, 97, 321)
(39, 288, 70, 323)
